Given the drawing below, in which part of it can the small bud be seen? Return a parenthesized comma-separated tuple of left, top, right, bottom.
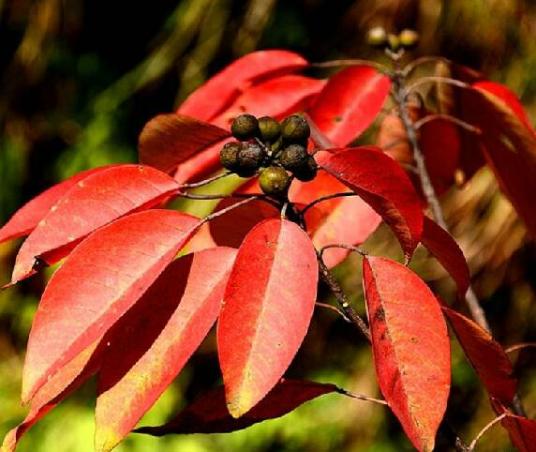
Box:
(231, 114, 259, 140)
(270, 136, 284, 154)
(293, 156, 318, 182)
(219, 142, 241, 171)
(366, 26, 388, 48)
(237, 142, 265, 170)
(399, 29, 419, 50)
(280, 144, 308, 171)
(258, 116, 281, 142)
(281, 114, 310, 143)
(259, 167, 291, 195)
(387, 33, 400, 51)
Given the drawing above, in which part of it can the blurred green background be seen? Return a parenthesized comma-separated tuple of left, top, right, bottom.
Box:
(1, 0, 535, 450)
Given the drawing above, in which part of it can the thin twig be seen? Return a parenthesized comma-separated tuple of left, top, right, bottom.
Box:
(300, 192, 356, 215)
(200, 196, 258, 224)
(402, 55, 454, 77)
(392, 72, 491, 333)
(336, 386, 388, 406)
(414, 114, 481, 135)
(177, 191, 281, 208)
(311, 59, 390, 75)
(319, 243, 367, 257)
(404, 76, 472, 98)
(180, 171, 232, 189)
(315, 302, 351, 322)
(505, 342, 536, 354)
(317, 252, 371, 342)
(468, 413, 506, 451)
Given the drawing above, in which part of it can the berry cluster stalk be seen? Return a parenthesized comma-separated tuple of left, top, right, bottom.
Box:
(390, 68, 491, 333)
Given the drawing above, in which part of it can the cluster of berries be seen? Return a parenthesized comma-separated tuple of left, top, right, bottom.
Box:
(366, 27, 419, 52)
(219, 113, 318, 196)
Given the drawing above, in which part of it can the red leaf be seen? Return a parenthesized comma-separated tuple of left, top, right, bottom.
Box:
(289, 171, 381, 268)
(442, 307, 516, 404)
(499, 411, 536, 452)
(1, 341, 100, 452)
(474, 81, 534, 132)
(10, 165, 180, 284)
(94, 247, 236, 451)
(138, 114, 230, 174)
(321, 147, 424, 259)
(217, 219, 318, 417)
(210, 198, 279, 248)
(22, 209, 199, 402)
(0, 165, 116, 244)
(458, 84, 536, 235)
(212, 75, 325, 128)
(419, 118, 461, 195)
(421, 217, 470, 296)
(308, 66, 391, 146)
(136, 379, 337, 435)
(362, 256, 450, 452)
(177, 50, 308, 122)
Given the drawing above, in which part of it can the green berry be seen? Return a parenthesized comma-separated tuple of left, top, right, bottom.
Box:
(231, 114, 259, 140)
(293, 156, 318, 182)
(279, 144, 308, 171)
(259, 167, 291, 195)
(387, 33, 400, 51)
(366, 27, 388, 48)
(258, 116, 281, 142)
(219, 142, 241, 171)
(237, 142, 265, 170)
(399, 29, 419, 49)
(281, 114, 310, 143)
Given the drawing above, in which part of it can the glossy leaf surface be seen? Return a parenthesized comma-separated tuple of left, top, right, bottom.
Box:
(11, 165, 181, 284)
(321, 147, 423, 259)
(95, 247, 236, 451)
(363, 256, 450, 452)
(218, 219, 318, 417)
(22, 209, 199, 402)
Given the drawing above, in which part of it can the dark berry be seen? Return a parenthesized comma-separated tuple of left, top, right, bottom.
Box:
(231, 114, 259, 140)
(279, 144, 308, 171)
(293, 156, 318, 182)
(366, 27, 388, 48)
(281, 115, 310, 143)
(258, 116, 281, 142)
(399, 29, 419, 49)
(219, 142, 241, 171)
(259, 167, 291, 195)
(237, 142, 265, 170)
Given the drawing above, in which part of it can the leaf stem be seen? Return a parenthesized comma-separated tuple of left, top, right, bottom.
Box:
(316, 252, 371, 342)
(300, 192, 357, 215)
(336, 386, 387, 406)
(468, 413, 506, 451)
(391, 70, 491, 333)
(179, 171, 232, 189)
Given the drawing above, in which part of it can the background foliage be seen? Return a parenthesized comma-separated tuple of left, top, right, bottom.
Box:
(1, 0, 535, 450)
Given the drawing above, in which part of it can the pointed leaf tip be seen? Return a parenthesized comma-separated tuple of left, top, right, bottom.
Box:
(218, 219, 318, 417)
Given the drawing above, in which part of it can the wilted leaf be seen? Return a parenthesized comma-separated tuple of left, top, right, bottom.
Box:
(178, 50, 308, 122)
(22, 209, 199, 402)
(321, 147, 424, 259)
(308, 66, 391, 146)
(136, 380, 337, 435)
(138, 114, 230, 174)
(218, 219, 318, 417)
(363, 256, 450, 452)
(421, 217, 470, 296)
(11, 165, 181, 284)
(443, 307, 516, 404)
(95, 247, 236, 451)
